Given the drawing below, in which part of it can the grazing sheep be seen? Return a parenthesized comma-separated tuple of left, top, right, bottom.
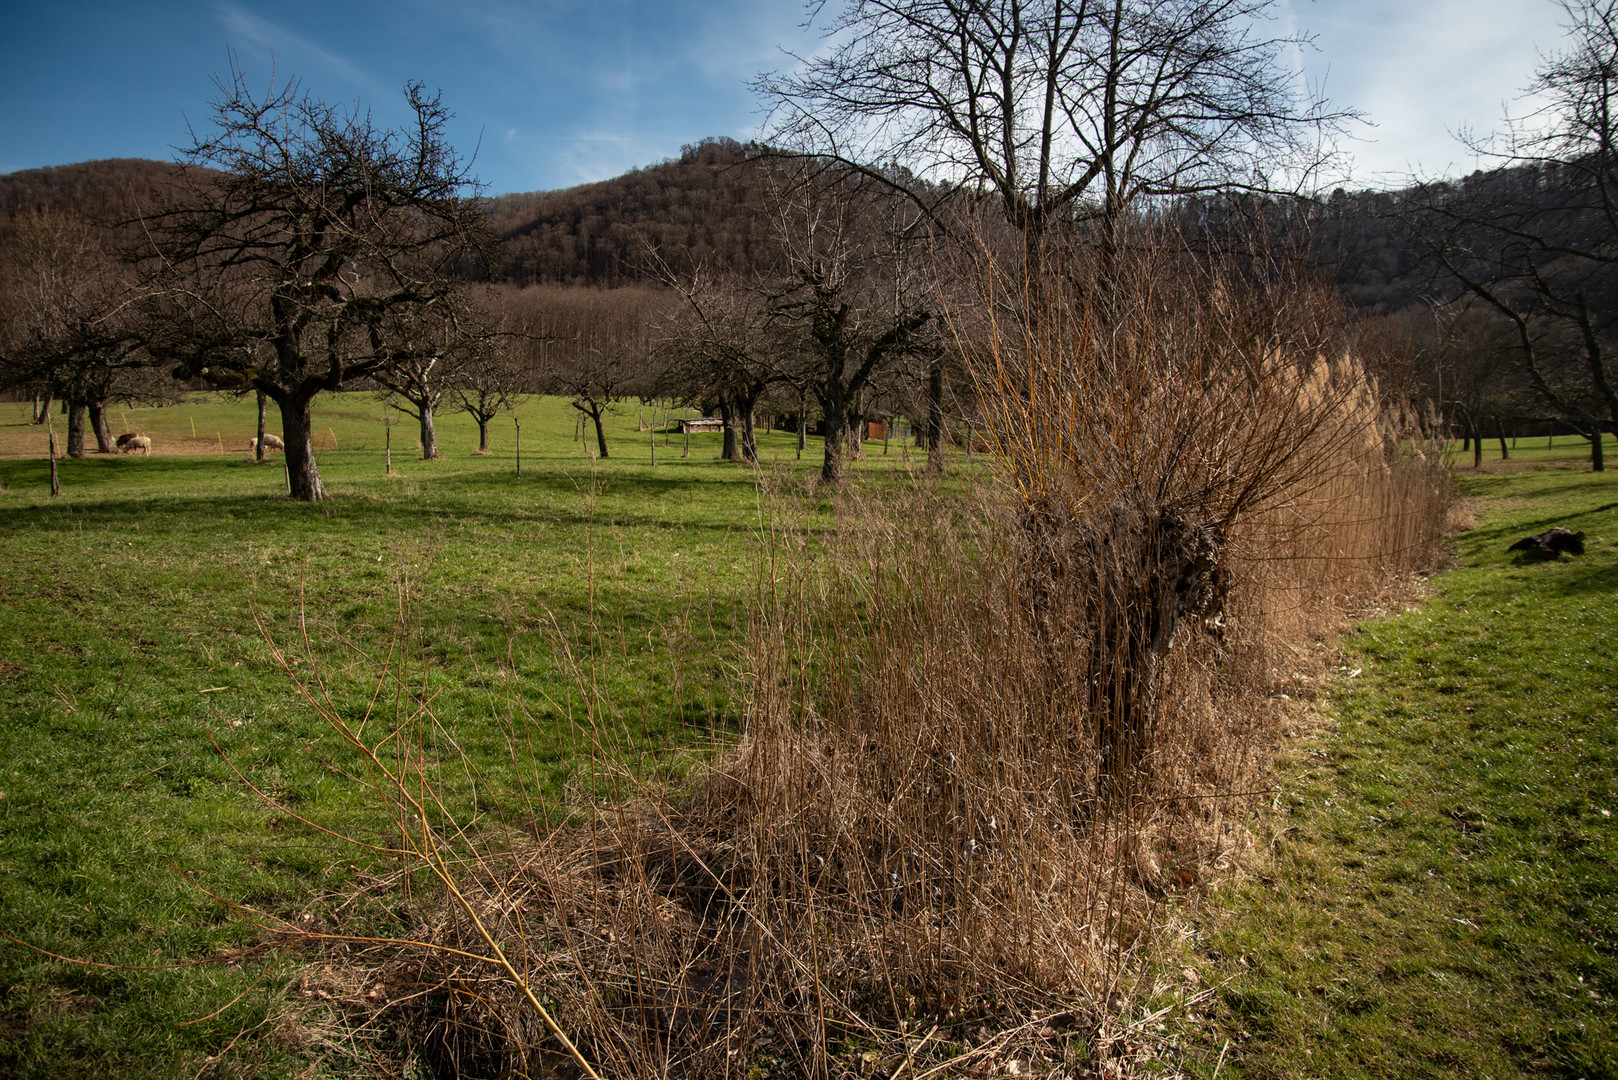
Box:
(115, 432, 139, 450)
(248, 434, 285, 453)
(125, 435, 151, 455)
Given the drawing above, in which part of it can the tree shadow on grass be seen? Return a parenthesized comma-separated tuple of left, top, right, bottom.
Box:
(0, 487, 784, 540)
(1530, 556, 1618, 601)
(1461, 498, 1618, 554)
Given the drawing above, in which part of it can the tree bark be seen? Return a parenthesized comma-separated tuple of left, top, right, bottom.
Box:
(477, 417, 490, 453)
(88, 400, 115, 454)
(33, 393, 52, 424)
(1496, 417, 1510, 460)
(740, 404, 759, 463)
(279, 391, 330, 500)
(821, 390, 848, 484)
(719, 401, 739, 461)
(66, 399, 87, 458)
(576, 402, 609, 459)
(796, 384, 808, 459)
(255, 390, 268, 462)
(419, 406, 438, 460)
(848, 412, 867, 459)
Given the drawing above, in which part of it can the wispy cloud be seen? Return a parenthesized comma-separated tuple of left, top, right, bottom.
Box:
(1295, 0, 1564, 184)
(213, 3, 389, 98)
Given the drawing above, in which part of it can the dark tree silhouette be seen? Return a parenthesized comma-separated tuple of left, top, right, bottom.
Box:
(146, 67, 488, 499)
(0, 206, 150, 456)
(758, 0, 1347, 277)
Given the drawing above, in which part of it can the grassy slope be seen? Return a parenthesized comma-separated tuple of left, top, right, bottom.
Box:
(0, 394, 926, 1078)
(1185, 454, 1618, 1079)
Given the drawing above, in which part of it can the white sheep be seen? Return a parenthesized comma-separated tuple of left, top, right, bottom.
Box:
(248, 434, 285, 453)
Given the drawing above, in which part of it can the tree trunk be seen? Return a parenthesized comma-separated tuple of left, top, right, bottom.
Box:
(279, 392, 330, 500)
(1593, 426, 1606, 472)
(420, 406, 438, 460)
(1472, 418, 1483, 468)
(256, 390, 268, 462)
(821, 391, 848, 484)
(740, 404, 759, 463)
(718, 397, 739, 461)
(1496, 417, 1510, 460)
(477, 417, 490, 453)
(590, 406, 609, 459)
(88, 400, 115, 454)
(66, 399, 87, 458)
(33, 392, 52, 424)
(796, 385, 808, 459)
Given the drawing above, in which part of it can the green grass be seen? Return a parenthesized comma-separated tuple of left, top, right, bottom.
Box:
(9, 396, 1609, 1078)
(0, 393, 936, 1078)
(1180, 455, 1618, 1079)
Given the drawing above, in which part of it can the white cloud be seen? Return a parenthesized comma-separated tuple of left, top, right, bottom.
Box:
(1297, 0, 1566, 184)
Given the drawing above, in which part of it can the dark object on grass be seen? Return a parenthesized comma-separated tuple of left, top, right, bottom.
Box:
(1507, 527, 1586, 559)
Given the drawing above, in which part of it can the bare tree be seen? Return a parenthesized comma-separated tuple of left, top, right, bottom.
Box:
(758, 0, 1346, 273)
(503, 285, 669, 459)
(1405, 0, 1618, 470)
(371, 301, 487, 460)
(658, 265, 786, 462)
(146, 67, 488, 498)
(762, 169, 933, 482)
(0, 206, 149, 456)
(451, 312, 523, 455)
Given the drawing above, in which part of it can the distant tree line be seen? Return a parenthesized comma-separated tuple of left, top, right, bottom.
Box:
(7, 0, 1617, 491)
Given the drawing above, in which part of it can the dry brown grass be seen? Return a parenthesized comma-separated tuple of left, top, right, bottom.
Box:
(263, 239, 1452, 1080)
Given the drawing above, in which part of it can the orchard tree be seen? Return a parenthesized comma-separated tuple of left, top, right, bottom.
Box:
(451, 320, 523, 454)
(658, 265, 785, 463)
(764, 168, 932, 483)
(148, 67, 488, 499)
(758, 0, 1346, 275)
(371, 299, 488, 460)
(503, 285, 669, 459)
(0, 206, 149, 456)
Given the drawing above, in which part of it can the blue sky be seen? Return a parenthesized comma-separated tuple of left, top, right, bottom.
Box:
(0, 0, 1578, 196)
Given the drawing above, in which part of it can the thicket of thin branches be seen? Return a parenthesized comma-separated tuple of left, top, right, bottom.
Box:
(257, 235, 1451, 1080)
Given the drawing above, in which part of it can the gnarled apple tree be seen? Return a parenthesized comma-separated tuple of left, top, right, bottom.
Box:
(149, 68, 487, 499)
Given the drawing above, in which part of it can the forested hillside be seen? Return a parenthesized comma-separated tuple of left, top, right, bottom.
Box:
(0, 158, 188, 222)
(0, 146, 1462, 309)
(483, 137, 777, 286)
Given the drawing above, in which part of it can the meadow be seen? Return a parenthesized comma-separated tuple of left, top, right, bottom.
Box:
(0, 393, 917, 1078)
(1182, 454, 1618, 1079)
(0, 391, 1612, 1078)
